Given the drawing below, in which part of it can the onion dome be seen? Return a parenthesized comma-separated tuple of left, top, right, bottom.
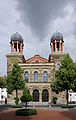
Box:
(51, 31, 64, 42)
(11, 32, 23, 42)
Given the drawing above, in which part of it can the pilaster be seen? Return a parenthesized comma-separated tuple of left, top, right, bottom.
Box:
(39, 89, 42, 102)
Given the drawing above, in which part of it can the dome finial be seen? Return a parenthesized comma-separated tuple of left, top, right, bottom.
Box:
(10, 32, 24, 53)
(11, 32, 23, 42)
(51, 31, 63, 42)
(50, 31, 64, 53)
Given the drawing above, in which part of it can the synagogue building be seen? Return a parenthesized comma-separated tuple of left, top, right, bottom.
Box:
(6, 31, 66, 102)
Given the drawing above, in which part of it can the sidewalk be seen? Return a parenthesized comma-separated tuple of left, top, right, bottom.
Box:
(0, 108, 76, 120)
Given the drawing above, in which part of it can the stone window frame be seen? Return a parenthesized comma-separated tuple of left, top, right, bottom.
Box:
(24, 71, 29, 83)
(43, 71, 48, 82)
(34, 71, 38, 82)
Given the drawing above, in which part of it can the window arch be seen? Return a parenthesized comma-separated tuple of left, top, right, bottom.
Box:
(24, 71, 29, 82)
(43, 71, 47, 82)
(34, 71, 38, 82)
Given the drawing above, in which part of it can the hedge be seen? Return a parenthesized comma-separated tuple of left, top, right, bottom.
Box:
(16, 109, 37, 116)
(61, 105, 75, 108)
(10, 105, 23, 108)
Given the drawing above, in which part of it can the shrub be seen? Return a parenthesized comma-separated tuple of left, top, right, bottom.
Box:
(20, 93, 33, 109)
(20, 93, 33, 103)
(61, 105, 74, 108)
(16, 109, 37, 116)
(52, 96, 58, 104)
(69, 101, 75, 104)
(10, 104, 23, 108)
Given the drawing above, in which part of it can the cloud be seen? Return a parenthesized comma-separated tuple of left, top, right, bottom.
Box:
(0, 0, 31, 76)
(14, 0, 76, 62)
(15, 0, 71, 39)
(0, 0, 76, 76)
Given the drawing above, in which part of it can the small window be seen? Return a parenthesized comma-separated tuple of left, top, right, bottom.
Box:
(24, 71, 29, 82)
(43, 71, 47, 82)
(35, 60, 39, 63)
(34, 71, 38, 82)
(56, 63, 60, 70)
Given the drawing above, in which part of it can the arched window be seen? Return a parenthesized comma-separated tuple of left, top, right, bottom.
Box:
(24, 71, 29, 82)
(34, 71, 38, 82)
(43, 71, 47, 82)
(56, 63, 60, 70)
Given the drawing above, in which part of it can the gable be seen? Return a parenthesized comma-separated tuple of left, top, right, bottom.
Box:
(25, 55, 48, 63)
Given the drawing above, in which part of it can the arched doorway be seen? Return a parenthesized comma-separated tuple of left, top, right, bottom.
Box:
(42, 89, 49, 102)
(33, 89, 39, 102)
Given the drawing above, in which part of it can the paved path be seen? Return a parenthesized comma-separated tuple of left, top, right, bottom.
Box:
(0, 109, 76, 120)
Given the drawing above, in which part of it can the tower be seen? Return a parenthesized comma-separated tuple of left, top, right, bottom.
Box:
(6, 32, 25, 74)
(50, 31, 64, 53)
(49, 31, 66, 68)
(10, 32, 23, 53)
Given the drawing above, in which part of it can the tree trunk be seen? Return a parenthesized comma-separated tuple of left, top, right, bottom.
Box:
(66, 89, 68, 105)
(25, 102, 27, 111)
(16, 89, 18, 105)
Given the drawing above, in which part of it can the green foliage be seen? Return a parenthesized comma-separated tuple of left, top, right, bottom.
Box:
(7, 62, 25, 93)
(52, 96, 58, 104)
(16, 109, 37, 116)
(20, 93, 33, 103)
(0, 77, 6, 88)
(6, 74, 14, 94)
(20, 89, 33, 109)
(10, 104, 23, 108)
(6, 62, 25, 104)
(51, 54, 76, 105)
(23, 87, 29, 94)
(72, 62, 76, 88)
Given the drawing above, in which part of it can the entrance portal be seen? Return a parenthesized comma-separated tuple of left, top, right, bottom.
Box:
(33, 89, 39, 102)
(42, 89, 49, 102)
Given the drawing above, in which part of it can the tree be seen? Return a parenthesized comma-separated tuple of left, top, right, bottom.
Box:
(72, 62, 76, 91)
(20, 88, 33, 110)
(51, 54, 76, 105)
(0, 77, 6, 88)
(6, 62, 25, 104)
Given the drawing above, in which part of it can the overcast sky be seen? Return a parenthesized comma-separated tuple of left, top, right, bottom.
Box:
(0, 0, 76, 76)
